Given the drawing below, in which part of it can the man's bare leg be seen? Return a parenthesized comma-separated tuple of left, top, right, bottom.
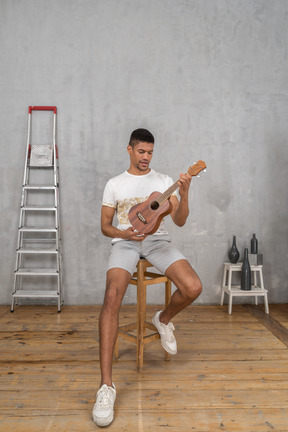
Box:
(99, 268, 131, 387)
(160, 259, 202, 324)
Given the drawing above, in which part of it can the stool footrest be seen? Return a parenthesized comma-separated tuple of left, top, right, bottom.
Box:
(144, 271, 167, 279)
(118, 331, 137, 344)
(118, 321, 160, 345)
(143, 332, 160, 344)
(130, 273, 168, 286)
(224, 286, 268, 294)
(118, 323, 137, 332)
(145, 322, 157, 331)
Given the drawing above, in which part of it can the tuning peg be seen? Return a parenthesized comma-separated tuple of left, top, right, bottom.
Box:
(204, 169, 207, 173)
(197, 174, 201, 178)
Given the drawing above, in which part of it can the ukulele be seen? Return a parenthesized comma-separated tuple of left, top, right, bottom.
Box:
(128, 160, 206, 235)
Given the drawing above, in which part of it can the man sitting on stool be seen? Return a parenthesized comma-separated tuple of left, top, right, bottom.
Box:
(93, 128, 202, 427)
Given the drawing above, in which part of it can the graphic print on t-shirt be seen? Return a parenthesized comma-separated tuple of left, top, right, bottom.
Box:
(116, 197, 149, 225)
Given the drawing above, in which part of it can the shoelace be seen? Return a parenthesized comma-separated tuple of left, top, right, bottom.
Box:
(97, 387, 111, 408)
(165, 322, 175, 342)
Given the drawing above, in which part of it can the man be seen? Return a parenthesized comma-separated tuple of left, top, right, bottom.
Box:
(92, 129, 202, 427)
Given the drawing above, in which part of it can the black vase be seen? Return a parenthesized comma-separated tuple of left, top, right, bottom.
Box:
(241, 248, 251, 291)
(228, 236, 240, 264)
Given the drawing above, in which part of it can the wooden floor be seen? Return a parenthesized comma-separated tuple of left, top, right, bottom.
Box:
(0, 304, 288, 432)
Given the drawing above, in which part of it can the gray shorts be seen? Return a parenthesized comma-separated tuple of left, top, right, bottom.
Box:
(107, 235, 187, 275)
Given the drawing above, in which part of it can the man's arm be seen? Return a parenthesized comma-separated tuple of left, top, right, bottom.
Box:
(170, 172, 192, 227)
(101, 205, 147, 241)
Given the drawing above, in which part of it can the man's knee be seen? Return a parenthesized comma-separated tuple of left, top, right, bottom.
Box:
(103, 276, 129, 311)
(192, 277, 202, 299)
(104, 284, 120, 309)
(184, 275, 202, 302)
(166, 260, 202, 302)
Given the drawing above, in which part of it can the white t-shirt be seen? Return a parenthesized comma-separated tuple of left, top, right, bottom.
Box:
(102, 169, 177, 240)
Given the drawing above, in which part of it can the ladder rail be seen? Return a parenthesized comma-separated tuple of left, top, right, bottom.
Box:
(53, 111, 58, 187)
(22, 110, 31, 187)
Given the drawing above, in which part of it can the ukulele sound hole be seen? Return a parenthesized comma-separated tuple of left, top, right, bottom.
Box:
(150, 201, 160, 210)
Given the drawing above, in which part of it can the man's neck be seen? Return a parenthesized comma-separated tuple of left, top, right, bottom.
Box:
(127, 167, 151, 176)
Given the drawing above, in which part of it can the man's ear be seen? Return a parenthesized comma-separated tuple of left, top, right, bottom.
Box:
(127, 145, 132, 155)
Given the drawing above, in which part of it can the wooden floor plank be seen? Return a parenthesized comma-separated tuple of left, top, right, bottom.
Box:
(0, 304, 288, 431)
(0, 389, 288, 413)
(0, 409, 287, 432)
(244, 304, 288, 347)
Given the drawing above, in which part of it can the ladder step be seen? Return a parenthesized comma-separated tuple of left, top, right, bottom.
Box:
(23, 184, 57, 190)
(28, 165, 54, 170)
(17, 248, 58, 254)
(15, 268, 59, 276)
(19, 227, 57, 233)
(12, 290, 60, 299)
(20, 239, 57, 244)
(21, 205, 57, 211)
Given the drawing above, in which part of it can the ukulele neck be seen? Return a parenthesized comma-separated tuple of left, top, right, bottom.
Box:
(155, 161, 206, 207)
(157, 180, 179, 206)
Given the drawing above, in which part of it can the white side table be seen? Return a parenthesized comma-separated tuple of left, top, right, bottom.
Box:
(220, 262, 269, 314)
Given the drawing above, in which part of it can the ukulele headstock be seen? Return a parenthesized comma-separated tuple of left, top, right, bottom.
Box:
(187, 160, 207, 177)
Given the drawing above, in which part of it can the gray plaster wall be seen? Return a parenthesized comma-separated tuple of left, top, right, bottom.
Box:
(1, 0, 288, 306)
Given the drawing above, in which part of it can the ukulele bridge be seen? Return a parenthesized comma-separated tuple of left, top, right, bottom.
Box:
(136, 212, 147, 224)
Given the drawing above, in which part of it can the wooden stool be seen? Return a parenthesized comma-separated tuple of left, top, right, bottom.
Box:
(114, 259, 172, 371)
(220, 262, 269, 314)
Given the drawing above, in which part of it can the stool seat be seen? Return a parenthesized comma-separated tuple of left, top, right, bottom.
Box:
(115, 259, 171, 371)
(220, 262, 269, 314)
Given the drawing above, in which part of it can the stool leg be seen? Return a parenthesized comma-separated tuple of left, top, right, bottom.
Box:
(259, 268, 269, 314)
(253, 271, 258, 305)
(164, 278, 172, 362)
(114, 336, 119, 360)
(264, 293, 269, 314)
(220, 266, 227, 305)
(228, 293, 233, 315)
(227, 269, 233, 314)
(165, 278, 171, 306)
(137, 261, 146, 371)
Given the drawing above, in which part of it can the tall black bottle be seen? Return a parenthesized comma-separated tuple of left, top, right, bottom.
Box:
(228, 236, 240, 264)
(241, 248, 251, 290)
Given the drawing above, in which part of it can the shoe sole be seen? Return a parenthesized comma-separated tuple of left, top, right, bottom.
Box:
(92, 412, 114, 427)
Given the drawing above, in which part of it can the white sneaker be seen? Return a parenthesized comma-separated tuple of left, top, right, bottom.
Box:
(92, 383, 116, 427)
(152, 310, 177, 355)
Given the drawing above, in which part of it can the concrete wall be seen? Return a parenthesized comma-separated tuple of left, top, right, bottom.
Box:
(1, 0, 288, 306)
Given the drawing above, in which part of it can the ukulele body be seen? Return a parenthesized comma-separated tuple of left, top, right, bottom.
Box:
(128, 191, 173, 235)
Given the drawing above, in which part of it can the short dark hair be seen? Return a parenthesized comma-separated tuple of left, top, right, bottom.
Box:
(129, 129, 154, 147)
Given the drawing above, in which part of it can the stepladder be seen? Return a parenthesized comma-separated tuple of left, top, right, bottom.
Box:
(11, 106, 63, 312)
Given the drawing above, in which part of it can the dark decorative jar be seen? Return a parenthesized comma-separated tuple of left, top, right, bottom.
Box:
(241, 248, 251, 291)
(228, 236, 240, 264)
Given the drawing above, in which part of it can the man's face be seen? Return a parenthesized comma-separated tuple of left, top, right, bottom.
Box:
(127, 141, 154, 173)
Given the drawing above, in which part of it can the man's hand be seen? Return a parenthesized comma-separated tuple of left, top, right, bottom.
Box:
(177, 172, 192, 198)
(170, 172, 192, 227)
(123, 227, 147, 241)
